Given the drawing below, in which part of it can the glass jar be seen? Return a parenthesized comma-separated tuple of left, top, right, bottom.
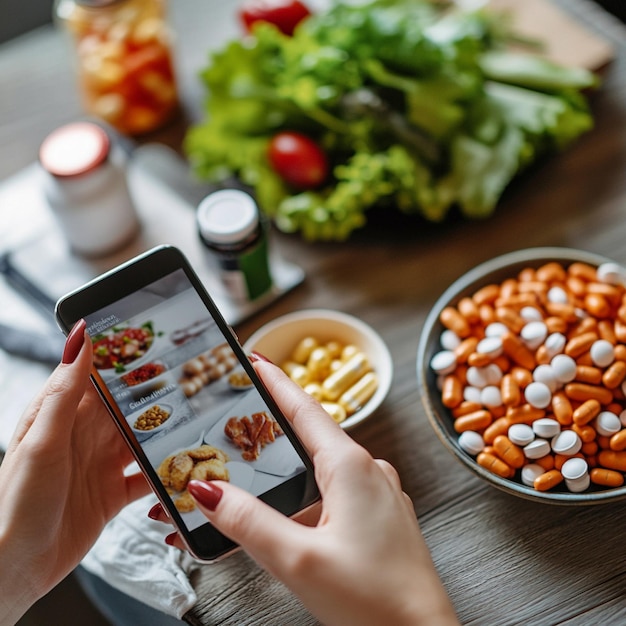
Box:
(197, 189, 274, 302)
(54, 0, 179, 136)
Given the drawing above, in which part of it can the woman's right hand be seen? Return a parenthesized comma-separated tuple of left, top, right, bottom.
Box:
(156, 358, 459, 626)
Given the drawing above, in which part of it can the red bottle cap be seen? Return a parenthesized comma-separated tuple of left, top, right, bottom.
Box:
(39, 122, 110, 177)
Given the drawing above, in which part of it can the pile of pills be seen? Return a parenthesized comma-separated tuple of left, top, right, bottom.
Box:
(280, 336, 379, 424)
(430, 259, 626, 494)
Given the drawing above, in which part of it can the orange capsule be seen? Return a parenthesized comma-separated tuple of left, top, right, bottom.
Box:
(596, 435, 611, 450)
(565, 332, 598, 358)
(467, 352, 492, 367)
(574, 365, 603, 385)
(501, 374, 521, 407)
(499, 278, 518, 299)
(566, 275, 587, 298)
(544, 302, 578, 322)
(615, 345, 626, 362)
(597, 319, 617, 344)
(584, 293, 612, 319)
(478, 304, 496, 326)
(454, 410, 492, 433)
(493, 355, 511, 373)
(457, 297, 481, 325)
(572, 423, 597, 443)
(609, 430, 626, 452)
(501, 332, 536, 370)
(575, 352, 593, 367)
(440, 307, 471, 338)
(510, 366, 533, 388)
(551, 391, 573, 426)
(536, 262, 567, 283)
(506, 404, 545, 424)
(518, 267, 536, 282)
(581, 441, 599, 456)
(493, 435, 525, 469)
(570, 317, 598, 337)
(452, 401, 483, 418)
(615, 321, 626, 343)
(572, 399, 601, 426)
(590, 467, 625, 487)
(598, 450, 626, 472)
(568, 262, 597, 282)
(483, 417, 511, 445)
(472, 284, 500, 306)
(535, 454, 555, 471)
(477, 452, 514, 479)
(545, 316, 568, 334)
(495, 307, 525, 333)
(517, 281, 548, 295)
(603, 361, 626, 389)
(454, 337, 479, 364)
(565, 382, 613, 406)
(534, 345, 552, 365)
(587, 282, 622, 307)
(534, 469, 564, 491)
(442, 375, 463, 408)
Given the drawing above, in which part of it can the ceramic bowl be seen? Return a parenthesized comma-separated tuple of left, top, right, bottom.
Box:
(243, 309, 393, 430)
(417, 247, 626, 505)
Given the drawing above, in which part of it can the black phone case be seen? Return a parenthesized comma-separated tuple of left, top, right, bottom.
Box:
(55, 244, 319, 562)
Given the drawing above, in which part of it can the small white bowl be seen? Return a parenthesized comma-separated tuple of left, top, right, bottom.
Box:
(243, 309, 393, 430)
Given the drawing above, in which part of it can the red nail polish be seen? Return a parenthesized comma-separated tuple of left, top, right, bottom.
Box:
(188, 480, 223, 511)
(62, 319, 87, 364)
(250, 351, 271, 363)
(165, 532, 177, 546)
(147, 502, 162, 520)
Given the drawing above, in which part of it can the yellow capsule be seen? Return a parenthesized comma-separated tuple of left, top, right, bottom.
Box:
(321, 402, 347, 424)
(307, 346, 332, 380)
(325, 341, 343, 359)
(292, 337, 319, 364)
(289, 364, 310, 388)
(303, 382, 325, 401)
(322, 352, 371, 401)
(341, 344, 360, 361)
(339, 372, 379, 416)
(281, 361, 300, 376)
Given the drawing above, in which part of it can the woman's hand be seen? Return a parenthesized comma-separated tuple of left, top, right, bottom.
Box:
(0, 320, 150, 625)
(156, 357, 459, 626)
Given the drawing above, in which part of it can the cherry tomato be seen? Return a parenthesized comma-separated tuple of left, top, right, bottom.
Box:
(268, 131, 329, 189)
(239, 0, 312, 36)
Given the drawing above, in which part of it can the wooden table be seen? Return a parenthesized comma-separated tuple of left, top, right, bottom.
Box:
(2, 1, 626, 624)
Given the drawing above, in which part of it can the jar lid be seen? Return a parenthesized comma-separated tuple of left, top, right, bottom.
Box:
(39, 122, 110, 178)
(197, 189, 260, 244)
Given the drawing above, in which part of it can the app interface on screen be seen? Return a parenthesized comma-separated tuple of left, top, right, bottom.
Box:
(85, 269, 305, 531)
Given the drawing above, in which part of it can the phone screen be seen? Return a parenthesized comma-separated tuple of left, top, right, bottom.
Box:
(55, 246, 318, 561)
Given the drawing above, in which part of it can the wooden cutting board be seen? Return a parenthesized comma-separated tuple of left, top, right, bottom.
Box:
(487, 0, 615, 71)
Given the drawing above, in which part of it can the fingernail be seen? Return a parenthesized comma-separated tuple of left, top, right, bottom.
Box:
(188, 480, 223, 511)
(250, 351, 271, 363)
(62, 319, 87, 364)
(164, 532, 177, 546)
(147, 502, 162, 520)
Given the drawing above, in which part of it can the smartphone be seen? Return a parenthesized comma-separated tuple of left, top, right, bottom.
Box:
(55, 244, 320, 562)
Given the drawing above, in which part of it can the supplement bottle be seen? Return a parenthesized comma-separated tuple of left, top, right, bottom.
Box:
(39, 121, 140, 257)
(197, 189, 273, 302)
(54, 0, 179, 135)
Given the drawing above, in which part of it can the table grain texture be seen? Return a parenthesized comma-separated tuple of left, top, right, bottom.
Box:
(2, 1, 626, 625)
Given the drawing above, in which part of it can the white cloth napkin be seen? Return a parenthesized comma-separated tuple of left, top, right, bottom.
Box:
(81, 494, 200, 619)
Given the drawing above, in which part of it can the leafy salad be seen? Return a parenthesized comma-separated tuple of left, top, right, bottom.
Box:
(185, 0, 598, 241)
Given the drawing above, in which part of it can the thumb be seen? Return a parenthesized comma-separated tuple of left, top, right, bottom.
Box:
(188, 480, 307, 570)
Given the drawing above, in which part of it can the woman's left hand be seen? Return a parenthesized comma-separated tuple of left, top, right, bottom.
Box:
(0, 320, 150, 624)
